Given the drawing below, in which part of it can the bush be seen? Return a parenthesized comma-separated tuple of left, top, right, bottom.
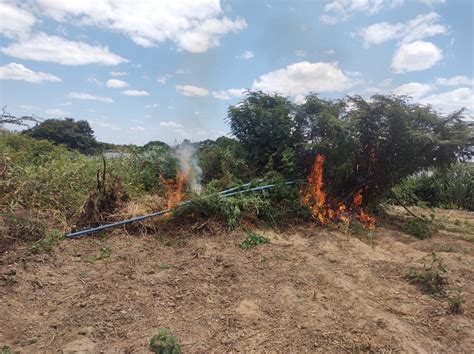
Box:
(176, 177, 309, 230)
(150, 328, 180, 354)
(403, 217, 435, 239)
(407, 252, 447, 294)
(448, 288, 464, 314)
(31, 230, 64, 254)
(1, 132, 171, 233)
(391, 163, 474, 210)
(240, 231, 270, 249)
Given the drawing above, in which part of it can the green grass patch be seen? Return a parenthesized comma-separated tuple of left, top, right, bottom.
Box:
(240, 231, 270, 250)
(31, 230, 64, 254)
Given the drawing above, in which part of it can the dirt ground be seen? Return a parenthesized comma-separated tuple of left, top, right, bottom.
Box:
(1, 207, 473, 353)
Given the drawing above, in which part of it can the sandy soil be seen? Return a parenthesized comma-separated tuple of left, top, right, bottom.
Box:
(1, 207, 473, 353)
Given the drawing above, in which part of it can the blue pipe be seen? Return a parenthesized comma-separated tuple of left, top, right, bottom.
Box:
(65, 181, 295, 239)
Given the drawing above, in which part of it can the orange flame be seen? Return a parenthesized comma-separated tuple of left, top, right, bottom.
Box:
(301, 154, 329, 224)
(353, 190, 376, 230)
(160, 172, 186, 218)
(301, 154, 376, 229)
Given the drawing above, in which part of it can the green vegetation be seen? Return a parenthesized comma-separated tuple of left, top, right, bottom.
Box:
(150, 328, 180, 354)
(22, 118, 101, 155)
(447, 288, 464, 314)
(91, 247, 112, 261)
(239, 231, 270, 249)
(392, 163, 474, 211)
(402, 217, 435, 239)
(407, 252, 447, 295)
(31, 230, 64, 254)
(1, 91, 472, 251)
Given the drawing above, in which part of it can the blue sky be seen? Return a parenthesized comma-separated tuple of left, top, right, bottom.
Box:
(0, 0, 472, 145)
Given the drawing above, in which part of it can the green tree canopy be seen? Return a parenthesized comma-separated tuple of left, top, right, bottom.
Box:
(227, 91, 305, 175)
(228, 91, 472, 206)
(22, 118, 100, 155)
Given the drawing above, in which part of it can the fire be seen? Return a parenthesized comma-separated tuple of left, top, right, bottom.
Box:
(301, 154, 376, 229)
(301, 154, 328, 224)
(352, 189, 376, 229)
(162, 172, 186, 211)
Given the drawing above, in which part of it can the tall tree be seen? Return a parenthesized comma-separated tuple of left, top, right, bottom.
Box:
(23, 118, 100, 155)
(227, 91, 305, 176)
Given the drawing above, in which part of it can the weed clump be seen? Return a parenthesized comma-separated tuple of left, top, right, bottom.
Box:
(90, 247, 112, 261)
(150, 328, 180, 354)
(240, 231, 270, 250)
(403, 217, 434, 239)
(31, 230, 64, 254)
(1, 212, 47, 251)
(447, 288, 464, 314)
(407, 252, 447, 294)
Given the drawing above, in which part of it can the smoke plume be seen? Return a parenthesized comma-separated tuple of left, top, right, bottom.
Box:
(175, 143, 202, 193)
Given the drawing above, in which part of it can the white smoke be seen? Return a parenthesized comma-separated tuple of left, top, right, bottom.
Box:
(175, 143, 202, 193)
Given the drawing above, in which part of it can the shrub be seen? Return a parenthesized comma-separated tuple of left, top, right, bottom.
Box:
(1, 212, 47, 252)
(240, 231, 270, 249)
(391, 163, 474, 211)
(402, 217, 434, 239)
(448, 288, 464, 314)
(31, 230, 64, 254)
(407, 252, 447, 294)
(150, 328, 180, 354)
(179, 191, 271, 230)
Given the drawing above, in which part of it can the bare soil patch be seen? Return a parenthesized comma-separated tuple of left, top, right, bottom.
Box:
(1, 208, 473, 352)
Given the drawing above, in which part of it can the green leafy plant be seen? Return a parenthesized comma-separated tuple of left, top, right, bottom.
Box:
(240, 231, 270, 250)
(31, 230, 64, 253)
(407, 252, 447, 294)
(91, 247, 112, 261)
(150, 328, 180, 354)
(403, 217, 434, 239)
(447, 288, 464, 314)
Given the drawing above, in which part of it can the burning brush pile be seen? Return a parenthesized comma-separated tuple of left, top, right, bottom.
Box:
(301, 154, 376, 229)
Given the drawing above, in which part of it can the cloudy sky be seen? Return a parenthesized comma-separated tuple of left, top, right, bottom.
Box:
(0, 0, 472, 145)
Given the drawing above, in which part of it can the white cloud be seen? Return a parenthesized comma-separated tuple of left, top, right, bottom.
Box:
(35, 1, 247, 53)
(176, 85, 209, 97)
(130, 126, 145, 131)
(177, 16, 247, 53)
(236, 50, 254, 60)
(131, 119, 144, 124)
(358, 12, 447, 47)
(391, 41, 442, 73)
(46, 108, 69, 116)
(122, 89, 149, 96)
(145, 103, 160, 108)
(0, 2, 36, 39)
(252, 61, 353, 95)
(156, 75, 170, 84)
(106, 79, 128, 88)
(110, 71, 128, 76)
(436, 76, 473, 87)
(175, 68, 188, 75)
(322, 49, 335, 55)
(67, 92, 113, 103)
(87, 77, 103, 86)
(419, 0, 445, 4)
(421, 88, 473, 114)
(0, 62, 61, 83)
(295, 50, 306, 57)
(320, 0, 384, 24)
(160, 120, 183, 128)
(391, 82, 433, 99)
(2, 32, 127, 65)
(212, 88, 245, 100)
